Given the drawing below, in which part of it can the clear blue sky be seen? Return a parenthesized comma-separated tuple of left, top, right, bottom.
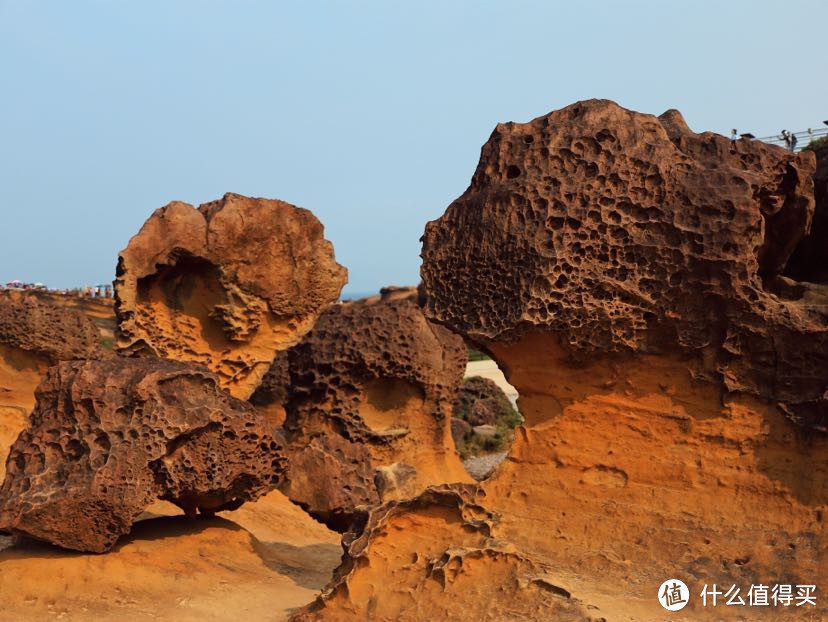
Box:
(1, 1, 826, 296)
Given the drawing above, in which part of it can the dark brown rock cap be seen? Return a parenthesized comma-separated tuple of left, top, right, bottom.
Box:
(421, 99, 827, 430)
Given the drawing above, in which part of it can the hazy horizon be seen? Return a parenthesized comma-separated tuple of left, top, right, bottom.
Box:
(2, 1, 827, 296)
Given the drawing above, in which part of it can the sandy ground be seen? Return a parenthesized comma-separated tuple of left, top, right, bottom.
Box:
(0, 492, 342, 621)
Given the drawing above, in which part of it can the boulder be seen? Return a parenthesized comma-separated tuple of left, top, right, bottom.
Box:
(0, 357, 285, 552)
(470, 424, 497, 438)
(253, 287, 472, 530)
(115, 192, 347, 400)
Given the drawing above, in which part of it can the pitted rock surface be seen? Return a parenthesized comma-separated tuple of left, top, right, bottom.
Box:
(0, 357, 285, 552)
(0, 294, 104, 363)
(292, 486, 596, 622)
(254, 288, 471, 529)
(304, 101, 828, 621)
(421, 99, 826, 429)
(0, 294, 106, 479)
(115, 192, 347, 400)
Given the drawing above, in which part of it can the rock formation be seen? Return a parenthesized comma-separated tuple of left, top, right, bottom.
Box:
(785, 141, 828, 283)
(298, 100, 828, 620)
(0, 293, 105, 363)
(453, 376, 517, 426)
(115, 192, 347, 400)
(0, 294, 105, 478)
(293, 487, 596, 622)
(0, 357, 285, 552)
(422, 99, 824, 430)
(253, 287, 472, 530)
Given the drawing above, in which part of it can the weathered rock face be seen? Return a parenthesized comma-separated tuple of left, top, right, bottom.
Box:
(115, 192, 347, 400)
(422, 99, 824, 430)
(253, 287, 471, 530)
(785, 142, 828, 284)
(302, 101, 828, 620)
(293, 487, 596, 622)
(0, 490, 342, 621)
(0, 294, 104, 363)
(0, 294, 105, 479)
(0, 358, 285, 552)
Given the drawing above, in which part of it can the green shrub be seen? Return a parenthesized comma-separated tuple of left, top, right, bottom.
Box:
(467, 348, 491, 361)
(803, 135, 828, 152)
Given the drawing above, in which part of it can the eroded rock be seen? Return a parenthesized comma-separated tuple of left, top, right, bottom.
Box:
(253, 287, 472, 530)
(0, 293, 105, 479)
(0, 490, 342, 621)
(422, 99, 825, 430)
(785, 141, 828, 283)
(115, 192, 347, 400)
(303, 100, 828, 620)
(0, 357, 285, 552)
(292, 487, 596, 621)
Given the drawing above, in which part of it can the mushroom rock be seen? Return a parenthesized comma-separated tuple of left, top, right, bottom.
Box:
(253, 287, 472, 530)
(422, 99, 824, 429)
(302, 100, 828, 619)
(0, 490, 343, 621)
(0, 294, 104, 478)
(114, 192, 347, 400)
(0, 357, 285, 553)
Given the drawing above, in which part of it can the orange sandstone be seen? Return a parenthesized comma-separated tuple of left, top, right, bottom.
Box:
(296, 100, 828, 621)
(115, 192, 347, 400)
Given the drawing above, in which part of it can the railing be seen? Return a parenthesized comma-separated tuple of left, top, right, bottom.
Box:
(753, 125, 828, 153)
